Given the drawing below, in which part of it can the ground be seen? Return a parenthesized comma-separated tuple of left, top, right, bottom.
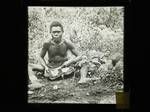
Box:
(28, 74, 121, 104)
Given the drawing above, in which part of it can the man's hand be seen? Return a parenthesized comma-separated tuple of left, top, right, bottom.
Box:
(61, 62, 68, 68)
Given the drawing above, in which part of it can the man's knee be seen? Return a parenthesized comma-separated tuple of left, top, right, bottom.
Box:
(28, 63, 45, 71)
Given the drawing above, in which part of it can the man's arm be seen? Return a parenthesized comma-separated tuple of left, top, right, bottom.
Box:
(38, 43, 48, 68)
(62, 40, 82, 67)
(65, 39, 79, 56)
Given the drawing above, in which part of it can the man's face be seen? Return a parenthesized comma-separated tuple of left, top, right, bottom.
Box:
(51, 26, 63, 43)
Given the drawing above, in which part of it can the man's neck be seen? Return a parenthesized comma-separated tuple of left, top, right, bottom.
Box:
(51, 38, 62, 45)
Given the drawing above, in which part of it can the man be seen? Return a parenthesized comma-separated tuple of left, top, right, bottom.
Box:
(28, 21, 89, 89)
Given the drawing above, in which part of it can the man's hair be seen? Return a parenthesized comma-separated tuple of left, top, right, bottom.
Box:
(50, 21, 64, 32)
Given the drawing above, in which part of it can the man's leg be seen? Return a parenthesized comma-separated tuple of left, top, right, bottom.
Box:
(28, 63, 45, 89)
(78, 63, 89, 83)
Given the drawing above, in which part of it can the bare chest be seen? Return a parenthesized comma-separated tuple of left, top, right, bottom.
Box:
(48, 42, 68, 57)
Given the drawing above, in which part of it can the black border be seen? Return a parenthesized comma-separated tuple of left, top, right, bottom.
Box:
(13, 0, 132, 111)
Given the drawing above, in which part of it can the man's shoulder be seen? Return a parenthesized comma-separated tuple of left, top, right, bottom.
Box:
(63, 39, 74, 47)
(43, 41, 51, 48)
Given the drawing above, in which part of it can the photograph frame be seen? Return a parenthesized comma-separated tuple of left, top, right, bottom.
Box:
(22, 0, 132, 111)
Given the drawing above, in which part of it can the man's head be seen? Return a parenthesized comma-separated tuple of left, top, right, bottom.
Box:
(50, 21, 64, 43)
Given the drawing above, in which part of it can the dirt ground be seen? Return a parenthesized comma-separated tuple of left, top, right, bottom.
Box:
(28, 74, 122, 104)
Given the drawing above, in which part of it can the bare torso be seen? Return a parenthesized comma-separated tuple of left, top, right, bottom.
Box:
(43, 39, 71, 68)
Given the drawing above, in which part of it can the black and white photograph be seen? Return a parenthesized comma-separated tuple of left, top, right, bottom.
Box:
(28, 7, 124, 104)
